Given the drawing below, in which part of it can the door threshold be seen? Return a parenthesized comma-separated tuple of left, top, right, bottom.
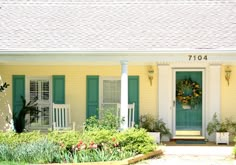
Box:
(173, 135, 205, 140)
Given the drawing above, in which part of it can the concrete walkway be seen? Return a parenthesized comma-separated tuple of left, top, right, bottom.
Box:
(137, 145, 236, 165)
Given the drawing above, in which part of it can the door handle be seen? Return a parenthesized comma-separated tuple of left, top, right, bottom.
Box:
(173, 100, 176, 107)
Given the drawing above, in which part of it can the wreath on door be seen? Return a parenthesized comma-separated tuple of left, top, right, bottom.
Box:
(176, 78, 202, 108)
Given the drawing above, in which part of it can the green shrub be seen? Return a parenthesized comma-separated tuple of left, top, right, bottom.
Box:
(85, 107, 121, 130)
(116, 128, 156, 154)
(82, 128, 117, 147)
(0, 131, 43, 147)
(47, 131, 81, 151)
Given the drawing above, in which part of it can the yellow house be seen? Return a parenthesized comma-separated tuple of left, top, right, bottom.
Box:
(0, 0, 236, 142)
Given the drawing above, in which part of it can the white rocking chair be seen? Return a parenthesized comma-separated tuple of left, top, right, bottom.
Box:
(117, 103, 135, 128)
(52, 103, 75, 130)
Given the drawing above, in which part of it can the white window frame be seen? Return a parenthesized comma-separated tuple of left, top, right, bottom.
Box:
(25, 76, 52, 129)
(99, 76, 121, 110)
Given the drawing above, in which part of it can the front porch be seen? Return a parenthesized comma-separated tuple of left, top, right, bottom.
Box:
(0, 57, 236, 143)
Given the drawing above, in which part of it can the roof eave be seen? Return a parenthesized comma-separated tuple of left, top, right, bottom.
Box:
(1, 48, 236, 55)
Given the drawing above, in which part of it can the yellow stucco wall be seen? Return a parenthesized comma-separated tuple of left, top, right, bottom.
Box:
(1, 64, 235, 131)
(0, 65, 158, 131)
(221, 66, 236, 120)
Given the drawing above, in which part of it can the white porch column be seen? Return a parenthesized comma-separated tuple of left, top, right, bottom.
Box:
(158, 64, 172, 136)
(207, 64, 221, 140)
(120, 60, 128, 130)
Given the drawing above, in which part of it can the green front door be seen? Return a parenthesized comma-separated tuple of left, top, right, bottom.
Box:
(175, 71, 203, 133)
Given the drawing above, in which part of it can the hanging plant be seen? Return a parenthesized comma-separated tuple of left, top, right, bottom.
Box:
(176, 78, 202, 109)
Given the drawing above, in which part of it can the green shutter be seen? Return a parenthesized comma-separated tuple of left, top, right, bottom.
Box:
(128, 76, 139, 125)
(86, 76, 99, 119)
(12, 75, 25, 117)
(53, 75, 65, 104)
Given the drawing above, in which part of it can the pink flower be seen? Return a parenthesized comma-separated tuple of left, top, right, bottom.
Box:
(89, 144, 98, 149)
(80, 144, 87, 150)
(114, 142, 119, 147)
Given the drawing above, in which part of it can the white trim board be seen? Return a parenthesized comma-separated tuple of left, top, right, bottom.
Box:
(1, 53, 236, 65)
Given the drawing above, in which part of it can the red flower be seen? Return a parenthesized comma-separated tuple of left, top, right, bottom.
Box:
(77, 140, 86, 150)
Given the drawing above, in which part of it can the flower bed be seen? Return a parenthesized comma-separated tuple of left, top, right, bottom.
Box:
(0, 128, 159, 164)
(41, 149, 163, 165)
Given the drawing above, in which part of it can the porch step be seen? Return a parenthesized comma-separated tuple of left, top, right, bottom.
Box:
(172, 135, 206, 144)
(175, 130, 201, 136)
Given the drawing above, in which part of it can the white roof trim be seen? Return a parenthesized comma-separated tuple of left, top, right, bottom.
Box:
(1, 49, 236, 55)
(0, 51, 236, 66)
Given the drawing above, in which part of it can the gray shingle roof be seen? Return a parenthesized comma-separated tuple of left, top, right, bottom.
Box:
(1, 0, 236, 51)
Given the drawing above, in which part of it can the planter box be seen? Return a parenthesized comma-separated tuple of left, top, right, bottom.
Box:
(148, 132, 160, 144)
(216, 132, 229, 145)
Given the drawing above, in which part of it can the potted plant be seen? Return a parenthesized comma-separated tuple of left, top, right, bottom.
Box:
(140, 114, 171, 143)
(207, 113, 230, 145)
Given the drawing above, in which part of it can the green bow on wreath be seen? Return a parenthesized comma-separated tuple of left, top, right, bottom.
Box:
(176, 78, 202, 108)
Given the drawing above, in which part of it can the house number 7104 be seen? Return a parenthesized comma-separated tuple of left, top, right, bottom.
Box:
(188, 55, 208, 61)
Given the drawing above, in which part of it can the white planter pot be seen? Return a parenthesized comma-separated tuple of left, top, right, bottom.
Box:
(148, 132, 160, 144)
(216, 132, 229, 145)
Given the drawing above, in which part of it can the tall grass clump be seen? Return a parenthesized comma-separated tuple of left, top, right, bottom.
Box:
(0, 139, 61, 163)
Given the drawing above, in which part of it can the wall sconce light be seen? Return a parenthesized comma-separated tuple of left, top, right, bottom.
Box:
(148, 66, 154, 86)
(225, 66, 232, 86)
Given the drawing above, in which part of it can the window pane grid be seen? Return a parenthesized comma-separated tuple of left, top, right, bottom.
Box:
(30, 80, 38, 101)
(41, 81, 49, 101)
(103, 80, 121, 103)
(29, 79, 50, 127)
